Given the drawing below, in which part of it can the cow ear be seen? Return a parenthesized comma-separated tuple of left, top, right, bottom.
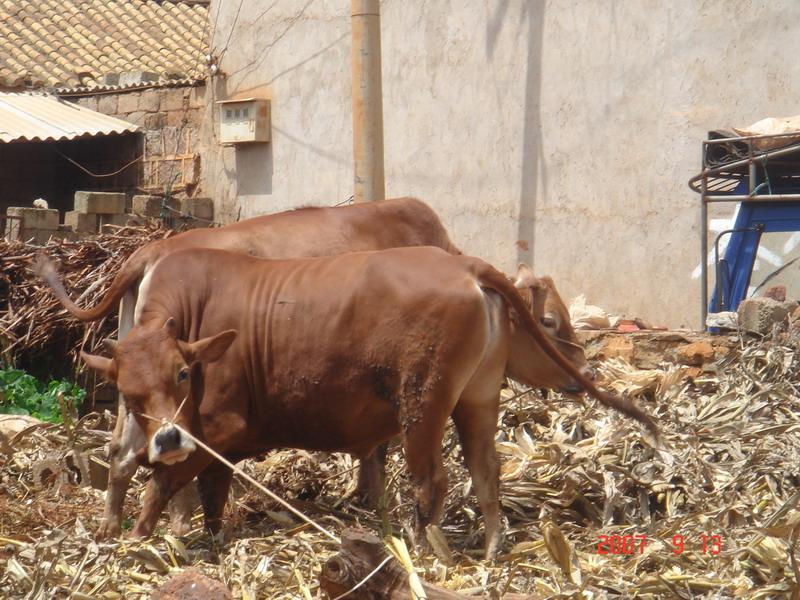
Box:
(538, 274, 556, 287)
(80, 351, 117, 383)
(514, 263, 537, 289)
(531, 276, 549, 295)
(179, 330, 237, 364)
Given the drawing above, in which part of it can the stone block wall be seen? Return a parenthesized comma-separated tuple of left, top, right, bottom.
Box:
(3, 207, 75, 244)
(62, 191, 133, 236)
(69, 85, 205, 197)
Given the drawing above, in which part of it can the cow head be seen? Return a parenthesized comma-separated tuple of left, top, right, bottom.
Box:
(507, 264, 593, 393)
(81, 318, 237, 465)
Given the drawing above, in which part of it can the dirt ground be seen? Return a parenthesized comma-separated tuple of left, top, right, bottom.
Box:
(1, 334, 800, 598)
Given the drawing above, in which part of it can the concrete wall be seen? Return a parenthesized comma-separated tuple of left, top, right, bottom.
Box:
(200, 0, 800, 328)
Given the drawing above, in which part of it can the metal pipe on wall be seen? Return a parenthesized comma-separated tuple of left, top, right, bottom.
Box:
(351, 0, 385, 203)
(705, 194, 800, 202)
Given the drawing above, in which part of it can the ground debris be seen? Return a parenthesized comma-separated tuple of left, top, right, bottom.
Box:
(1, 337, 800, 597)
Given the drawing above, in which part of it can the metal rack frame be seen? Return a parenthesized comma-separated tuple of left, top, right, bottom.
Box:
(689, 131, 800, 328)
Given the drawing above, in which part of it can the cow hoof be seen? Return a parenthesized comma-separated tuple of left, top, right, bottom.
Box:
(483, 521, 506, 562)
(170, 516, 193, 536)
(208, 529, 225, 545)
(483, 544, 499, 562)
(349, 488, 381, 510)
(129, 526, 149, 539)
(171, 521, 192, 537)
(94, 521, 121, 541)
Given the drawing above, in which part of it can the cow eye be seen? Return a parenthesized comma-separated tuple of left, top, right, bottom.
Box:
(177, 368, 189, 383)
(540, 314, 558, 330)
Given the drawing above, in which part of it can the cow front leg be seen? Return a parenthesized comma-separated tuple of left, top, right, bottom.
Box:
(354, 442, 388, 508)
(167, 482, 199, 536)
(196, 460, 234, 536)
(452, 400, 502, 560)
(131, 452, 213, 538)
(96, 406, 145, 540)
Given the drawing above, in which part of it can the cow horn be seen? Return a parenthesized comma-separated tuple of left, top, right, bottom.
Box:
(514, 263, 536, 289)
(163, 317, 177, 336)
(102, 338, 118, 355)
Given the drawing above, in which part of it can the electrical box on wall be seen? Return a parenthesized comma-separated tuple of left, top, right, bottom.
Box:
(217, 98, 270, 145)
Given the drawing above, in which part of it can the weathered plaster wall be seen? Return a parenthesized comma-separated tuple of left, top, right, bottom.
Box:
(201, 0, 800, 328)
(198, 0, 353, 223)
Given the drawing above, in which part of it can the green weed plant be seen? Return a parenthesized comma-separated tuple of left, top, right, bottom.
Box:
(0, 366, 85, 423)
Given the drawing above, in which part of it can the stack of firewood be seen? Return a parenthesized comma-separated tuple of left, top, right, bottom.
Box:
(0, 223, 168, 378)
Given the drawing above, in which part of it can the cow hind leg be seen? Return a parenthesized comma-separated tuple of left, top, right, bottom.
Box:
(354, 442, 388, 508)
(401, 408, 451, 549)
(451, 397, 502, 560)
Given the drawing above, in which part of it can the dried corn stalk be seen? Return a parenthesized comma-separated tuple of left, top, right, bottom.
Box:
(1, 323, 800, 597)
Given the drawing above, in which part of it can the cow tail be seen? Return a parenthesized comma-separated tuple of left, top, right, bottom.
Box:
(475, 262, 659, 439)
(34, 245, 153, 322)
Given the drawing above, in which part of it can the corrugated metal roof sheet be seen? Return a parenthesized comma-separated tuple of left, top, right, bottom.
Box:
(0, 93, 139, 143)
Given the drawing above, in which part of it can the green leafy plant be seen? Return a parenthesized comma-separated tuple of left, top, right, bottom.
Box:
(0, 366, 85, 424)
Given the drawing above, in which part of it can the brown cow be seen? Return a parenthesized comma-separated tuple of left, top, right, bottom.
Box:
(77, 247, 657, 559)
(41, 197, 589, 539)
(45, 197, 458, 538)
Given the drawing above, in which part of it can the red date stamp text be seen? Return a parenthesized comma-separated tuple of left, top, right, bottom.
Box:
(596, 533, 723, 555)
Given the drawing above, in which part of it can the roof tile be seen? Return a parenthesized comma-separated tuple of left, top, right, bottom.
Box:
(0, 1, 208, 92)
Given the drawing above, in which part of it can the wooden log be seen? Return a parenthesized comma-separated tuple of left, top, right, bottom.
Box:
(319, 528, 538, 600)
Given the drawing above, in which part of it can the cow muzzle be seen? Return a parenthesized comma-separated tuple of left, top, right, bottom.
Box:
(148, 424, 196, 465)
(561, 366, 595, 395)
(561, 381, 584, 395)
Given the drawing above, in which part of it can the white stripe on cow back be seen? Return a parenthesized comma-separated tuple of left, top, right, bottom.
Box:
(133, 268, 155, 324)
